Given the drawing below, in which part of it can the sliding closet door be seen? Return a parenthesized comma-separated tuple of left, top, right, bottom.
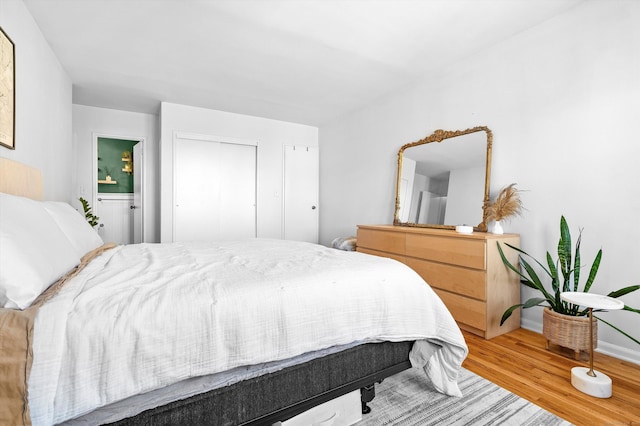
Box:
(174, 135, 257, 242)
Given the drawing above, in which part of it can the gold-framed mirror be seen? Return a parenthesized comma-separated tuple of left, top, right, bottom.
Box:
(393, 126, 492, 232)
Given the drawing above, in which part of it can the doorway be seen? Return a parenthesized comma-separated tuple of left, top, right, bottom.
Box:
(93, 135, 144, 244)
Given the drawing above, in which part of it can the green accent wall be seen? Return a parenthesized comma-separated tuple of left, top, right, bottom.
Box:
(97, 137, 138, 193)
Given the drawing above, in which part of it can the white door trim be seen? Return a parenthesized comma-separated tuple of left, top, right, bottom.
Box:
(174, 131, 258, 147)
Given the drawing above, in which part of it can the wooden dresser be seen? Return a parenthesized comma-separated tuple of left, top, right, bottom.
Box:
(356, 224, 521, 339)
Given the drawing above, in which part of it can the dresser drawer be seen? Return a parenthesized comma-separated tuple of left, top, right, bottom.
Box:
(357, 228, 405, 254)
(406, 234, 485, 270)
(356, 225, 520, 339)
(433, 289, 487, 331)
(357, 247, 406, 263)
(405, 257, 486, 300)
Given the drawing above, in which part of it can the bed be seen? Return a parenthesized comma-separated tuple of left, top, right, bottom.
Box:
(0, 158, 468, 426)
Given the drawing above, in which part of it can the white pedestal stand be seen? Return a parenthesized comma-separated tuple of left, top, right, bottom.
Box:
(560, 292, 624, 398)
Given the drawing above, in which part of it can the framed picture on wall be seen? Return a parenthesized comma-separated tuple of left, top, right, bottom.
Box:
(0, 26, 15, 150)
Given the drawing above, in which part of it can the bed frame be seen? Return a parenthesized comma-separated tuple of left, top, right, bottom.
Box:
(110, 341, 413, 425)
(0, 157, 43, 200)
(1, 157, 414, 425)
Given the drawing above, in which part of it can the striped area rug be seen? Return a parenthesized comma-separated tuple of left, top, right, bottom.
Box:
(357, 367, 573, 425)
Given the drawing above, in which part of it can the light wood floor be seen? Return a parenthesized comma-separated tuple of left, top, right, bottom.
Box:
(461, 328, 640, 426)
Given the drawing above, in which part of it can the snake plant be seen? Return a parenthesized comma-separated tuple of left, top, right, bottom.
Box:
(497, 215, 640, 345)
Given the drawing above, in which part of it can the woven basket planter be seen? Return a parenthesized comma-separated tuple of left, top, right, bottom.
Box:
(542, 308, 597, 360)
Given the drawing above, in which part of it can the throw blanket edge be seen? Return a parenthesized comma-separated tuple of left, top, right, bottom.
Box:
(0, 243, 116, 425)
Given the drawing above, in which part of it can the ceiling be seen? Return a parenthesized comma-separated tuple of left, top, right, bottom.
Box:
(24, 0, 582, 126)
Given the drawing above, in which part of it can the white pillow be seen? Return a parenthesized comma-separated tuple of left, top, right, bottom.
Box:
(43, 201, 104, 258)
(0, 193, 81, 309)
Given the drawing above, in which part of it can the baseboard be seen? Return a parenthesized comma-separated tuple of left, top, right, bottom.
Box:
(520, 318, 640, 366)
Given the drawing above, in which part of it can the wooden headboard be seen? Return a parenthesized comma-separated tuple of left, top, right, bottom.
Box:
(0, 158, 44, 200)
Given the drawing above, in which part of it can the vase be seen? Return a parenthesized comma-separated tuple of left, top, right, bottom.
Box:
(542, 308, 596, 360)
(492, 220, 504, 234)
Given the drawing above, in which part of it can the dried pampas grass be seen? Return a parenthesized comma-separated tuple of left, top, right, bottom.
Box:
(486, 183, 524, 222)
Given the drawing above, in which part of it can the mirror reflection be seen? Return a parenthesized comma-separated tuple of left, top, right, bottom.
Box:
(394, 127, 492, 231)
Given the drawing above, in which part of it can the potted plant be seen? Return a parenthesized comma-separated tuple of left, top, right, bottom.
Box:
(497, 216, 640, 358)
(79, 197, 100, 228)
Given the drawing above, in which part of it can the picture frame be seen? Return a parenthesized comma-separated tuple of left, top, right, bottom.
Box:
(0, 26, 15, 150)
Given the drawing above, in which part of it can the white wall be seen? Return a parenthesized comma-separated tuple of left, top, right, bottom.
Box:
(0, 0, 72, 201)
(320, 0, 640, 362)
(72, 105, 160, 242)
(160, 102, 318, 242)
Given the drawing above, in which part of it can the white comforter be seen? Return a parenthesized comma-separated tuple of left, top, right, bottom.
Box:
(28, 239, 468, 425)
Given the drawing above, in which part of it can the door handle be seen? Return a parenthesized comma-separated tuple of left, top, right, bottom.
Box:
(311, 205, 317, 210)
(130, 205, 137, 210)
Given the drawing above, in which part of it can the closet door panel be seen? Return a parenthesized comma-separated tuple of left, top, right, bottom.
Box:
(174, 138, 218, 242)
(174, 137, 256, 242)
(283, 145, 318, 243)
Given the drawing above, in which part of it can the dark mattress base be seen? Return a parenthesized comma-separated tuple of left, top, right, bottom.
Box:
(108, 341, 414, 426)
